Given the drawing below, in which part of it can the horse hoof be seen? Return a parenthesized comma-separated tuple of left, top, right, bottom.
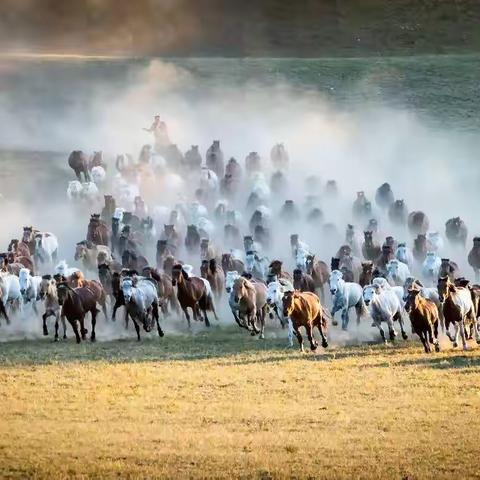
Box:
(402, 333, 408, 340)
(310, 344, 318, 351)
(476, 339, 480, 345)
(260, 334, 265, 340)
(322, 340, 328, 348)
(342, 326, 348, 332)
(332, 320, 338, 326)
(463, 345, 469, 351)
(63, 335, 67, 340)
(158, 330, 165, 338)
(453, 342, 458, 348)
(91, 336, 96, 343)
(435, 343, 440, 352)
(250, 331, 256, 336)
(54, 337, 59, 343)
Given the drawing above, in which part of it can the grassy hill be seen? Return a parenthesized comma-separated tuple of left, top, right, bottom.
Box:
(1, 0, 480, 57)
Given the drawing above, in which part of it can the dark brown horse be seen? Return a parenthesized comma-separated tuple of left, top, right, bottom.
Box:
(171, 264, 217, 328)
(282, 291, 329, 352)
(405, 287, 440, 353)
(200, 259, 225, 300)
(268, 260, 292, 283)
(57, 283, 98, 343)
(87, 214, 109, 246)
(68, 150, 90, 182)
(101, 195, 116, 223)
(293, 269, 316, 293)
(122, 250, 149, 272)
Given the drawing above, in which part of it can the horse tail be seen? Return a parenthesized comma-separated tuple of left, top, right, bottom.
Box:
(202, 279, 218, 320)
(358, 295, 369, 317)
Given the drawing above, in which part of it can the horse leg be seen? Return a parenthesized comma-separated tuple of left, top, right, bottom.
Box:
(287, 318, 294, 347)
(387, 315, 397, 341)
(459, 319, 468, 350)
(90, 309, 97, 342)
(69, 319, 81, 344)
(294, 327, 304, 352)
(202, 308, 211, 328)
(42, 310, 50, 336)
(153, 301, 164, 338)
(418, 331, 430, 353)
(374, 317, 387, 343)
(396, 312, 408, 340)
(306, 323, 318, 351)
(259, 306, 266, 339)
(316, 315, 329, 348)
(183, 308, 191, 328)
(80, 316, 87, 341)
(133, 319, 141, 341)
(60, 313, 67, 339)
(452, 322, 460, 348)
(0, 301, 10, 324)
(341, 308, 349, 331)
(100, 300, 108, 320)
(74, 169, 81, 181)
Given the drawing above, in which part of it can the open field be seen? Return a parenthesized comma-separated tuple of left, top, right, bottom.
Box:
(1, 327, 480, 479)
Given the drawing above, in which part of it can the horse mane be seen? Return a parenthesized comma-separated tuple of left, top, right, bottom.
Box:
(209, 258, 217, 274)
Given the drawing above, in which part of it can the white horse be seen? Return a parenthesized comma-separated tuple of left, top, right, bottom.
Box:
(18, 268, 42, 313)
(250, 172, 271, 201)
(372, 277, 406, 309)
(329, 270, 366, 330)
(54, 260, 80, 278)
(363, 284, 408, 343)
(197, 217, 215, 238)
(427, 231, 444, 252)
(295, 247, 310, 272)
(188, 201, 209, 225)
(422, 251, 442, 285)
(81, 182, 99, 202)
(386, 259, 411, 286)
(122, 277, 163, 339)
(91, 166, 106, 185)
(395, 243, 414, 269)
(0, 272, 22, 322)
(266, 279, 295, 347)
(199, 168, 219, 194)
(34, 233, 58, 268)
(245, 252, 269, 283)
(67, 181, 84, 201)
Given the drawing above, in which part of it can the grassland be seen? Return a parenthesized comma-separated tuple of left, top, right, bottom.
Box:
(1, 327, 480, 479)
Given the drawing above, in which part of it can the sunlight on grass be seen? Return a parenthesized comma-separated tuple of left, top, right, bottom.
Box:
(1, 329, 480, 479)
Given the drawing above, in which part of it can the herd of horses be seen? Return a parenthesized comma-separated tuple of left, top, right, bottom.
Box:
(2, 136, 480, 354)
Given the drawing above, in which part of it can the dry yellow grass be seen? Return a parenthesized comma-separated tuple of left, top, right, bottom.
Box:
(1, 327, 480, 479)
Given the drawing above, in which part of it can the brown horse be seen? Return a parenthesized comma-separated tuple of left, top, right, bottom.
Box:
(156, 240, 176, 269)
(22, 226, 38, 255)
(305, 255, 329, 301)
(408, 211, 430, 236)
(362, 231, 381, 261)
(68, 150, 90, 182)
(200, 259, 225, 300)
(121, 250, 149, 271)
(268, 260, 292, 282)
(359, 261, 374, 287)
(8, 239, 32, 259)
(57, 283, 99, 343)
(87, 214, 109, 246)
(69, 278, 108, 319)
(293, 269, 316, 293)
(143, 267, 178, 316)
(171, 264, 217, 327)
(101, 195, 116, 223)
(221, 253, 244, 273)
(405, 287, 440, 353)
(232, 277, 268, 337)
(75, 240, 112, 272)
(282, 291, 329, 352)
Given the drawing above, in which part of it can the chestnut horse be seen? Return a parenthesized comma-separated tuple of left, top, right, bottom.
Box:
(200, 259, 225, 300)
(282, 291, 329, 352)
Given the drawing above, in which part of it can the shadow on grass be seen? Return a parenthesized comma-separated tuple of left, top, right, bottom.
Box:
(0, 324, 400, 367)
(2, 325, 479, 369)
